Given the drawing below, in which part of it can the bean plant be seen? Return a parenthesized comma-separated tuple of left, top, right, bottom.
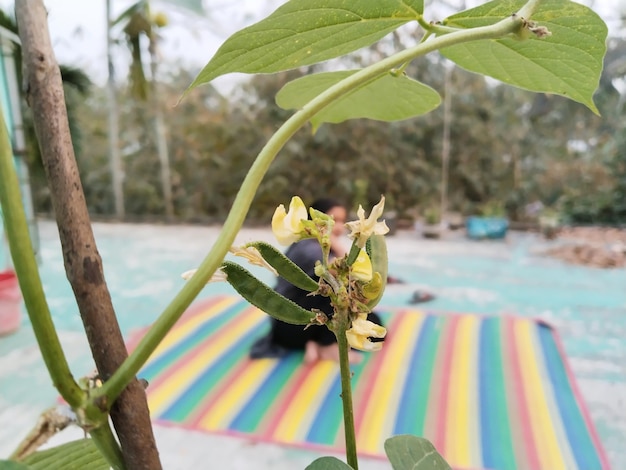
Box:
(0, 0, 607, 469)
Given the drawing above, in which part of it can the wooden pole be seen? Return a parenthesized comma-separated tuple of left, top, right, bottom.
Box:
(15, 1, 161, 467)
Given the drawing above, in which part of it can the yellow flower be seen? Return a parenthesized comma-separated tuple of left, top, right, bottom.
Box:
(346, 313, 386, 351)
(230, 245, 278, 276)
(345, 196, 390, 248)
(351, 249, 373, 282)
(181, 268, 227, 284)
(272, 196, 308, 245)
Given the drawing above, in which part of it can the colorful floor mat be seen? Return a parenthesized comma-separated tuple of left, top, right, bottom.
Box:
(129, 295, 609, 470)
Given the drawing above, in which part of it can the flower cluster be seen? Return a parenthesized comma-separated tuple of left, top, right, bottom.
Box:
(271, 196, 389, 351)
(182, 195, 390, 353)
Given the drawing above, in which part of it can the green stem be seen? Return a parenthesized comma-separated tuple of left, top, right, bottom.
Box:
(90, 422, 126, 470)
(0, 111, 84, 408)
(517, 0, 541, 20)
(335, 325, 358, 469)
(417, 16, 460, 36)
(98, 1, 535, 402)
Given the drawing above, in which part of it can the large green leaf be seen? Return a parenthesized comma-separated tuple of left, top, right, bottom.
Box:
(439, 0, 607, 114)
(276, 70, 440, 130)
(188, 0, 424, 90)
(306, 456, 353, 469)
(0, 461, 32, 470)
(20, 439, 109, 470)
(385, 435, 451, 470)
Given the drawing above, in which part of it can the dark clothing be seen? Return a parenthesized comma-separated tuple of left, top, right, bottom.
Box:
(271, 239, 336, 348)
(249, 238, 383, 359)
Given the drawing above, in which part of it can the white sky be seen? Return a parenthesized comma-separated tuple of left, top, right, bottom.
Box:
(0, 0, 622, 92)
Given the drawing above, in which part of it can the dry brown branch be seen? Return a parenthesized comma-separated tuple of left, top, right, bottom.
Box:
(15, 1, 161, 467)
(11, 406, 74, 461)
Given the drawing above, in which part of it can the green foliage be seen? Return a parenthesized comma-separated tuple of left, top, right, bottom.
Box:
(306, 456, 352, 469)
(558, 111, 626, 224)
(65, 51, 623, 224)
(0, 461, 30, 470)
(558, 190, 626, 225)
(189, 0, 425, 89)
(424, 207, 440, 224)
(441, 0, 607, 113)
(6, 440, 109, 470)
(385, 435, 452, 469)
(189, 0, 606, 121)
(479, 200, 506, 217)
(276, 70, 441, 131)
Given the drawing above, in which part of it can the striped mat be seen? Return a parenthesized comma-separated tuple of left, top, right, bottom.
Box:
(130, 295, 609, 470)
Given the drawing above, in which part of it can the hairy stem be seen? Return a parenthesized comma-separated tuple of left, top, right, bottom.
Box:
(517, 0, 541, 20)
(90, 423, 126, 470)
(100, 1, 533, 402)
(336, 325, 358, 469)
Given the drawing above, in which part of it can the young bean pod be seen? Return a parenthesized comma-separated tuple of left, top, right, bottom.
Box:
(365, 234, 388, 309)
(221, 261, 316, 325)
(246, 241, 319, 292)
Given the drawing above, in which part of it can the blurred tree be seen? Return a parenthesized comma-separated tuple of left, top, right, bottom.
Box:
(110, 0, 205, 220)
(0, 6, 92, 213)
(55, 12, 626, 226)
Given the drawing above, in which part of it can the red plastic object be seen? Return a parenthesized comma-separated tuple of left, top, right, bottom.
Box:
(0, 270, 22, 335)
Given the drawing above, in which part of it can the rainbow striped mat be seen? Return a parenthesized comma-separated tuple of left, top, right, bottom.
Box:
(130, 295, 608, 470)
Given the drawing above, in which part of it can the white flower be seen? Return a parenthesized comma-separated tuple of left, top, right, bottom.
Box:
(345, 313, 386, 352)
(345, 196, 390, 248)
(351, 249, 373, 282)
(271, 196, 308, 245)
(181, 268, 227, 284)
(230, 245, 278, 276)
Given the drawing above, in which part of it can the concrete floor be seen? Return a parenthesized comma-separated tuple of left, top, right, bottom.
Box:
(1, 220, 624, 468)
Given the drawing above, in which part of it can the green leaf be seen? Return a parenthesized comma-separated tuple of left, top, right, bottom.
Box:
(221, 261, 316, 325)
(0, 461, 32, 470)
(439, 0, 608, 114)
(246, 241, 319, 292)
(276, 71, 441, 130)
(187, 0, 424, 90)
(305, 456, 354, 469)
(20, 439, 109, 470)
(385, 435, 451, 470)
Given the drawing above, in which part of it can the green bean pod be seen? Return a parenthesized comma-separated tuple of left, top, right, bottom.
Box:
(365, 234, 388, 309)
(221, 261, 315, 325)
(246, 241, 318, 292)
